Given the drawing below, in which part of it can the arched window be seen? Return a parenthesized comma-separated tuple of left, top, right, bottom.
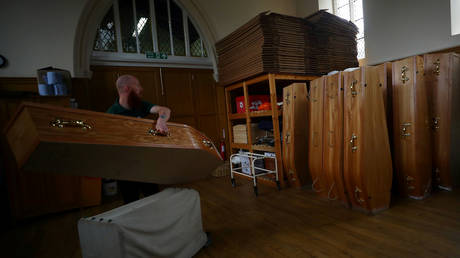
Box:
(92, 0, 211, 68)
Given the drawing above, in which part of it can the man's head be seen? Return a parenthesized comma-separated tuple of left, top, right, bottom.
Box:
(116, 75, 143, 108)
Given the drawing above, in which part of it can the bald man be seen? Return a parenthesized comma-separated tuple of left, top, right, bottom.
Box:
(107, 74, 172, 203)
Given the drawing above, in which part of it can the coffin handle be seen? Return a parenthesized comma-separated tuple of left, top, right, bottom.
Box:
(327, 182, 338, 201)
(50, 118, 92, 130)
(354, 187, 365, 204)
(148, 128, 170, 137)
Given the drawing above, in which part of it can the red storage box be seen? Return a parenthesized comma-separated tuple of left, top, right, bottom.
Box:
(235, 95, 270, 113)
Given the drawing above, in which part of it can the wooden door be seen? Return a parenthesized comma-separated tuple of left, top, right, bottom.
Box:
(117, 67, 163, 110)
(323, 73, 348, 206)
(308, 76, 327, 198)
(88, 66, 118, 112)
(192, 70, 220, 144)
(392, 56, 432, 199)
(162, 68, 196, 127)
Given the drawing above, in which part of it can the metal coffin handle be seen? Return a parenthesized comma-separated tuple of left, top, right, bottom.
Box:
(50, 118, 92, 130)
(401, 65, 410, 84)
(148, 128, 170, 137)
(350, 134, 358, 152)
(354, 187, 365, 204)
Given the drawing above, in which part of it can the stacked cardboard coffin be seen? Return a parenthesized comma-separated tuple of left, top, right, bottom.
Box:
(305, 10, 360, 75)
(216, 12, 314, 86)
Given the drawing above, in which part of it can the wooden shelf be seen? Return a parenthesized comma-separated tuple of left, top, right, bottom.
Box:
(230, 143, 250, 149)
(225, 73, 319, 189)
(229, 113, 246, 120)
(249, 110, 283, 118)
(252, 145, 276, 152)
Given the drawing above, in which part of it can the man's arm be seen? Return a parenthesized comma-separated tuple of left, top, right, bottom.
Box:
(150, 105, 171, 132)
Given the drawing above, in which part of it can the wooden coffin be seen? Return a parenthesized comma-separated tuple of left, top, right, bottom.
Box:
(4, 102, 223, 184)
(322, 72, 349, 206)
(425, 53, 460, 190)
(343, 66, 393, 213)
(282, 83, 310, 187)
(308, 76, 328, 198)
(392, 56, 432, 199)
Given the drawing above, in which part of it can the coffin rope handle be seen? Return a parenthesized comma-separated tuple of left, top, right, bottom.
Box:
(148, 128, 170, 137)
(312, 177, 323, 193)
(50, 118, 92, 130)
(401, 65, 410, 84)
(327, 182, 338, 201)
(354, 187, 365, 204)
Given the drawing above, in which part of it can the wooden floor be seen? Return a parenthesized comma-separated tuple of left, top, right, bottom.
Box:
(1, 176, 459, 258)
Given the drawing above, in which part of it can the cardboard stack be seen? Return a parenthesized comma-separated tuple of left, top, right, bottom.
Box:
(216, 10, 359, 85)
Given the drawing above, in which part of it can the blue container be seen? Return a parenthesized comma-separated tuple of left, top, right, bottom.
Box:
(47, 72, 63, 84)
(38, 84, 54, 96)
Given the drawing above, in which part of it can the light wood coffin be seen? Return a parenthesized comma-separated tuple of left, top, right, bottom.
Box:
(343, 66, 393, 213)
(282, 83, 310, 187)
(322, 72, 349, 206)
(308, 76, 328, 198)
(424, 53, 460, 190)
(392, 56, 432, 199)
(4, 102, 223, 184)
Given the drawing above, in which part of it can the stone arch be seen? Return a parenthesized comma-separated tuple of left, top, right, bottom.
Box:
(73, 0, 219, 79)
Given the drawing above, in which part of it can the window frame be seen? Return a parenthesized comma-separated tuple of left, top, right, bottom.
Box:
(91, 0, 212, 68)
(332, 0, 365, 59)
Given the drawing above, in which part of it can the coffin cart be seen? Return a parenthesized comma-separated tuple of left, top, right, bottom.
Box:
(3, 102, 223, 184)
(230, 152, 280, 196)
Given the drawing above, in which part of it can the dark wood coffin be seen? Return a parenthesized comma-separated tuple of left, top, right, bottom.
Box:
(3, 102, 223, 184)
(392, 56, 432, 199)
(425, 52, 460, 190)
(343, 66, 393, 213)
(282, 83, 310, 187)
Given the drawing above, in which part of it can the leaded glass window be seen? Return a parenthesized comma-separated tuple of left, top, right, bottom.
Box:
(119, 0, 137, 53)
(92, 0, 208, 60)
(155, 0, 171, 55)
(135, 0, 154, 53)
(93, 6, 117, 52)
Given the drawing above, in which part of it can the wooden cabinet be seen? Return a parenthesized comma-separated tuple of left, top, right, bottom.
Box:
(226, 74, 317, 188)
(392, 56, 432, 199)
(0, 94, 101, 220)
(424, 53, 460, 190)
(282, 83, 309, 187)
(343, 66, 392, 213)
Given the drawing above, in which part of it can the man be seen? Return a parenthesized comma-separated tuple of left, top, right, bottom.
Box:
(107, 74, 171, 204)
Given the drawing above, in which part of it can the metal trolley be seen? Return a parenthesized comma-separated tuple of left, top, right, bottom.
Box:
(230, 152, 280, 196)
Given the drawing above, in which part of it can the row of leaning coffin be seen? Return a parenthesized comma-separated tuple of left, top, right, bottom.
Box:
(303, 52, 459, 214)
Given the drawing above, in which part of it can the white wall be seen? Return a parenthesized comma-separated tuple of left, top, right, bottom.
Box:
(0, 0, 85, 77)
(365, 0, 460, 65)
(318, 0, 333, 13)
(296, 0, 319, 18)
(194, 0, 298, 41)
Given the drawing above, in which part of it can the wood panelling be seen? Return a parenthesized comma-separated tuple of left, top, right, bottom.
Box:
(87, 66, 223, 146)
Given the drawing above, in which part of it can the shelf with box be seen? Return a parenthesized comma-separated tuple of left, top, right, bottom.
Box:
(225, 73, 318, 189)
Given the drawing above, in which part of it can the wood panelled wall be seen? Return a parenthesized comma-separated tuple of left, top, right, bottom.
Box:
(83, 66, 227, 146)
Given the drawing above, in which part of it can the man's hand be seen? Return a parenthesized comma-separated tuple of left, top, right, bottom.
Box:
(155, 119, 169, 133)
(150, 105, 171, 133)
